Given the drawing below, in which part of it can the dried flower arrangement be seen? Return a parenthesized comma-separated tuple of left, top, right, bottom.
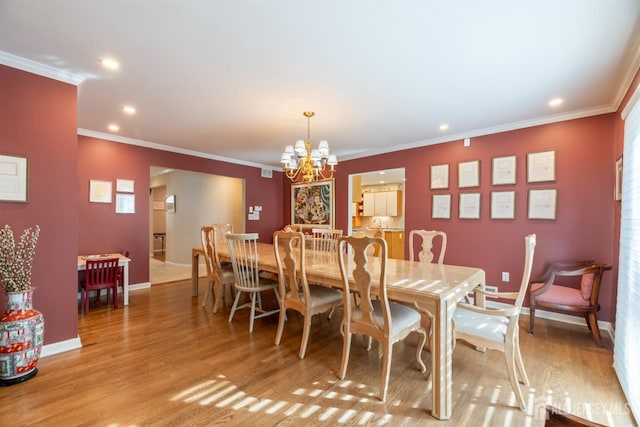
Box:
(0, 225, 40, 293)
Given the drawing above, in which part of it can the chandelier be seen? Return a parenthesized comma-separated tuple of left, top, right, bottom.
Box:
(280, 111, 338, 183)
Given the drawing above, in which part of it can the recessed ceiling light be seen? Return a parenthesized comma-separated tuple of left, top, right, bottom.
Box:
(108, 124, 120, 132)
(123, 105, 136, 114)
(549, 98, 563, 107)
(100, 57, 120, 70)
(439, 124, 449, 131)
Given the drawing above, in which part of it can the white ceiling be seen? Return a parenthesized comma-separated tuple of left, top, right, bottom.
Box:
(1, 1, 639, 170)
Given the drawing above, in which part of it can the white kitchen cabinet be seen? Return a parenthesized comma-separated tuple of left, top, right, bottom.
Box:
(362, 191, 402, 217)
(362, 193, 376, 216)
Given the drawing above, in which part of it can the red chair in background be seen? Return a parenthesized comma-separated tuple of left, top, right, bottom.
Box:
(81, 258, 120, 315)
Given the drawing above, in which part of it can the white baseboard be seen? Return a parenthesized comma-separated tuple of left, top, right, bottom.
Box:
(41, 336, 82, 358)
(485, 299, 615, 341)
(130, 281, 151, 291)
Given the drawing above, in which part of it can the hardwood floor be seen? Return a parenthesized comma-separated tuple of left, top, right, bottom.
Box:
(2, 279, 634, 426)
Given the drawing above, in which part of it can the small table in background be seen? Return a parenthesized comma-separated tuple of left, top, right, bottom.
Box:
(77, 253, 131, 305)
(153, 232, 166, 257)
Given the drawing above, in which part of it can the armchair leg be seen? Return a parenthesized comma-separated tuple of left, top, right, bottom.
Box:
(586, 312, 602, 347)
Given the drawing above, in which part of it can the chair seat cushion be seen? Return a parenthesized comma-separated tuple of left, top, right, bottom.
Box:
(530, 283, 590, 307)
(353, 300, 421, 333)
(453, 307, 508, 343)
(307, 285, 342, 308)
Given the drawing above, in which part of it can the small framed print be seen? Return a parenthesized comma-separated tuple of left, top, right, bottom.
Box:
(527, 150, 556, 183)
(89, 180, 112, 203)
(492, 155, 516, 185)
(459, 192, 481, 219)
(458, 160, 480, 188)
(0, 154, 28, 202)
(115, 193, 135, 214)
(615, 156, 622, 201)
(528, 189, 557, 220)
(166, 194, 176, 213)
(491, 190, 515, 220)
(432, 194, 451, 219)
(116, 179, 135, 193)
(430, 164, 449, 190)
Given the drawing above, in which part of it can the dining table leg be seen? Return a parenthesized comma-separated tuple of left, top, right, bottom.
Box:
(430, 299, 453, 420)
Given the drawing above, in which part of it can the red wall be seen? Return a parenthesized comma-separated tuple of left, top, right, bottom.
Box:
(78, 136, 285, 285)
(327, 115, 618, 322)
(0, 65, 80, 344)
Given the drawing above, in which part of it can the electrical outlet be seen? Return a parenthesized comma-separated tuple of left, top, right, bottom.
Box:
(502, 272, 510, 282)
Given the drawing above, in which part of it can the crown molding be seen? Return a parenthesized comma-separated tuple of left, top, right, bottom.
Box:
(340, 104, 616, 162)
(0, 50, 85, 85)
(77, 128, 281, 172)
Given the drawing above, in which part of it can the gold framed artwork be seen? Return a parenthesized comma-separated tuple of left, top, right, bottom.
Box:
(528, 188, 557, 220)
(0, 154, 29, 202)
(430, 164, 449, 190)
(492, 155, 517, 185)
(291, 179, 334, 228)
(527, 150, 556, 183)
(458, 160, 480, 188)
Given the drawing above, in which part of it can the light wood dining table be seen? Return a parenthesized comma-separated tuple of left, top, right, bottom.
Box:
(191, 243, 485, 420)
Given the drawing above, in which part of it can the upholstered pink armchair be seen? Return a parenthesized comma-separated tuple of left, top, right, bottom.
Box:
(529, 261, 611, 346)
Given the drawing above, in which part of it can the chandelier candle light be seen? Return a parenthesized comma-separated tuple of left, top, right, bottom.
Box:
(281, 112, 338, 184)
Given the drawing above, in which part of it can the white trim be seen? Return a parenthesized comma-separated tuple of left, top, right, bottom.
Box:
(340, 104, 615, 162)
(622, 82, 640, 119)
(40, 336, 82, 358)
(484, 299, 615, 342)
(0, 50, 85, 86)
(77, 128, 281, 172)
(130, 281, 151, 291)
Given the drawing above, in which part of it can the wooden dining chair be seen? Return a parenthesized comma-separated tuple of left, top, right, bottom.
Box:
(81, 257, 120, 315)
(337, 235, 427, 402)
(311, 228, 343, 253)
(529, 261, 612, 346)
(409, 229, 447, 264)
(200, 226, 236, 313)
(273, 230, 343, 359)
(453, 234, 536, 411)
(226, 233, 280, 333)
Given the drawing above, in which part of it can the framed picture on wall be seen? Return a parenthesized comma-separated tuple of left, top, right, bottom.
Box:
(0, 154, 29, 202)
(490, 190, 515, 219)
(430, 164, 449, 189)
(492, 155, 517, 185)
(528, 188, 557, 220)
(459, 192, 481, 219)
(615, 156, 622, 201)
(166, 194, 176, 213)
(458, 160, 480, 188)
(115, 193, 135, 214)
(89, 180, 112, 203)
(527, 150, 556, 183)
(291, 179, 334, 228)
(432, 194, 451, 219)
